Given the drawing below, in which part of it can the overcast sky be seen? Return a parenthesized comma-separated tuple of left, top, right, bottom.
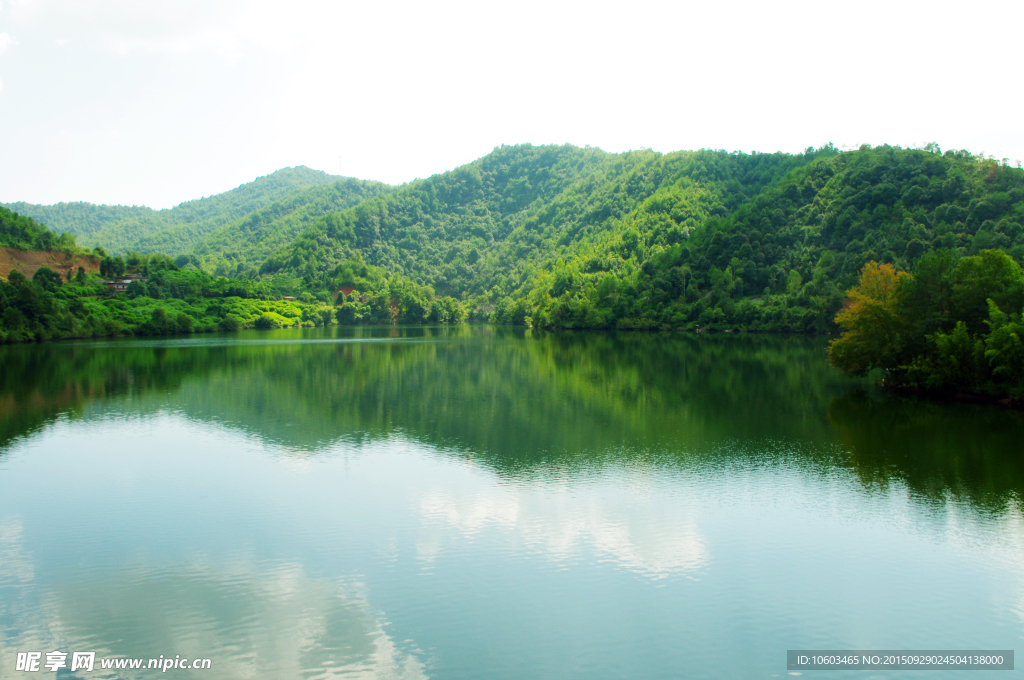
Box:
(0, 0, 1021, 209)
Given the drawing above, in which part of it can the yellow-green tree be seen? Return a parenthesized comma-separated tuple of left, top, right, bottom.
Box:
(828, 262, 911, 377)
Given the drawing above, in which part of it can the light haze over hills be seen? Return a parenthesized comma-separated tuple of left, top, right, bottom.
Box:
(3, 166, 352, 255)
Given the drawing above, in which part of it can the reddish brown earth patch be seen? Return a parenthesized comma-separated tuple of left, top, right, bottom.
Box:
(0, 248, 100, 281)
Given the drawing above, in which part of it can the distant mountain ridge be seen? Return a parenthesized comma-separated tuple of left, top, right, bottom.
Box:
(184, 177, 393, 277)
(5, 144, 1023, 335)
(3, 165, 351, 255)
(250, 143, 1024, 331)
(255, 143, 834, 295)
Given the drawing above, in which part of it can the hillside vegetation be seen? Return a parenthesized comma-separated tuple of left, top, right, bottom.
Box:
(0, 249, 465, 344)
(0, 206, 77, 252)
(258, 145, 829, 312)
(4, 143, 1024, 402)
(829, 252, 1024, 400)
(184, 177, 391, 276)
(4, 166, 348, 255)
(252, 144, 1024, 332)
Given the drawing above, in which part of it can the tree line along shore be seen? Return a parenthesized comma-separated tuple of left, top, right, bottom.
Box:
(3, 143, 1023, 400)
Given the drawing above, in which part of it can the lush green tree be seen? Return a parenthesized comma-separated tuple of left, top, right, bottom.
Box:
(982, 300, 1024, 386)
(830, 255, 1024, 398)
(254, 314, 282, 330)
(218, 315, 242, 331)
(32, 267, 63, 292)
(828, 262, 911, 377)
(951, 250, 1024, 334)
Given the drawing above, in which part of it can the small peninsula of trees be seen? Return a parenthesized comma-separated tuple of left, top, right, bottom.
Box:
(829, 251, 1024, 399)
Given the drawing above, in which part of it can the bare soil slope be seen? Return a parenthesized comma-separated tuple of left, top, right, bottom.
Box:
(0, 248, 100, 281)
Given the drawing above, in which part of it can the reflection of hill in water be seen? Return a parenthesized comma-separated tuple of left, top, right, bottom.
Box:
(828, 391, 1024, 510)
(2, 327, 1022, 509)
(165, 329, 860, 460)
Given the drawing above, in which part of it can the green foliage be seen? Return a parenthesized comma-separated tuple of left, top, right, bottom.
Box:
(2, 251, 460, 343)
(260, 144, 825, 299)
(983, 300, 1024, 385)
(32, 267, 64, 293)
(7, 143, 1024, 349)
(829, 251, 1024, 398)
(247, 144, 1024, 333)
(218, 315, 242, 332)
(828, 262, 910, 376)
(0, 206, 78, 252)
(187, 177, 391, 277)
(254, 314, 282, 330)
(4, 166, 349, 256)
(2, 212, 463, 342)
(951, 249, 1024, 333)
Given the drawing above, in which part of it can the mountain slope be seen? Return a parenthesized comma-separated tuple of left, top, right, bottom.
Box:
(0, 203, 151, 240)
(0, 205, 73, 251)
(7, 143, 1022, 336)
(4, 166, 345, 255)
(184, 177, 393, 277)
(257, 144, 826, 294)
(256, 144, 1024, 331)
(518, 145, 1024, 330)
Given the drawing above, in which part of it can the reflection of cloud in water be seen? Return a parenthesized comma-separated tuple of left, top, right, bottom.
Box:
(0, 531, 426, 680)
(0, 516, 39, 646)
(0, 516, 34, 585)
(944, 496, 1024, 629)
(419, 476, 707, 578)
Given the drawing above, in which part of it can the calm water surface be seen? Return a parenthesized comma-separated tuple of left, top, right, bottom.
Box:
(0, 326, 1022, 679)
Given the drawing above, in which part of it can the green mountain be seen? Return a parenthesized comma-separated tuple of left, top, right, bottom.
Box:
(183, 177, 392, 277)
(6, 143, 1023, 337)
(0, 206, 72, 251)
(3, 166, 351, 255)
(250, 144, 1024, 331)
(257, 144, 827, 291)
(0, 203, 151, 241)
(6, 143, 1024, 400)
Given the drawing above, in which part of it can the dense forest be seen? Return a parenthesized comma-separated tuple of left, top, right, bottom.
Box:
(3, 166, 347, 255)
(0, 206, 463, 342)
(248, 144, 1024, 333)
(829, 252, 1024, 399)
(3, 142, 1024, 398)
(0, 205, 77, 252)
(0, 252, 465, 344)
(184, 177, 391, 276)
(257, 144, 834, 322)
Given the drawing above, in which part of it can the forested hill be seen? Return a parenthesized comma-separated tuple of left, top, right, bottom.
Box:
(5, 143, 1023, 335)
(256, 143, 1024, 331)
(182, 177, 392, 277)
(256, 143, 831, 296)
(3, 166, 347, 256)
(0, 206, 76, 251)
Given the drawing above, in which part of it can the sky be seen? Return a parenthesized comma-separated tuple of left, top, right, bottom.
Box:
(0, 0, 1021, 209)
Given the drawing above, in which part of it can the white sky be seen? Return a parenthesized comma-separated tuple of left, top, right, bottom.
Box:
(0, 0, 1021, 209)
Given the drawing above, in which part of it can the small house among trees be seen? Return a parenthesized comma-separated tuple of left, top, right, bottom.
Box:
(104, 275, 147, 293)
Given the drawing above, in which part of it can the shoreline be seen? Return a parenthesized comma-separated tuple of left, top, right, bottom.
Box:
(884, 384, 1024, 410)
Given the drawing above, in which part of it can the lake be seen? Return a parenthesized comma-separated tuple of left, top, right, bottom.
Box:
(0, 326, 1021, 679)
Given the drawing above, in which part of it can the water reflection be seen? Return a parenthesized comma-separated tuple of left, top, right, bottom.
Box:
(0, 429, 431, 680)
(418, 481, 707, 578)
(828, 390, 1024, 509)
(1, 327, 1021, 514)
(1, 517, 426, 680)
(2, 329, 1024, 679)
